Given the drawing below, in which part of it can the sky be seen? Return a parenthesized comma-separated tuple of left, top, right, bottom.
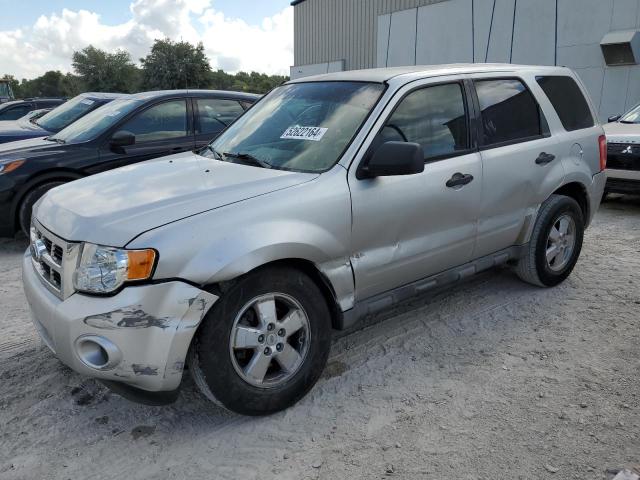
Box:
(0, 0, 294, 79)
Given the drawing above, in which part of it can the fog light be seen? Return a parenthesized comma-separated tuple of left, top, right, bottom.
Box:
(75, 336, 122, 370)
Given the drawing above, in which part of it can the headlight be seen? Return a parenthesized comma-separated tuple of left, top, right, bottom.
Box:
(0, 159, 25, 174)
(73, 243, 157, 294)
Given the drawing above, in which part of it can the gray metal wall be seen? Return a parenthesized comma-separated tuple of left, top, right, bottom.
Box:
(293, 0, 448, 71)
(292, 0, 640, 120)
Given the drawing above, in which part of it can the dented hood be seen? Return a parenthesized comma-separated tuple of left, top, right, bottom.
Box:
(35, 151, 318, 246)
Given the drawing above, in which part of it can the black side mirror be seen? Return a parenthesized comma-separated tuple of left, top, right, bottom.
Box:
(357, 141, 424, 179)
(608, 114, 621, 123)
(110, 130, 135, 148)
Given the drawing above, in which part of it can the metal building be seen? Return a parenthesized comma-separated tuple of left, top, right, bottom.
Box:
(291, 0, 640, 121)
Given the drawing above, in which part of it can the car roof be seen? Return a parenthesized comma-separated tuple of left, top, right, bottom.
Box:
(79, 92, 129, 100)
(287, 63, 572, 84)
(125, 89, 261, 102)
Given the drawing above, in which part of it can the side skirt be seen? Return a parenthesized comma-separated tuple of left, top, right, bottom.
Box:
(337, 245, 527, 330)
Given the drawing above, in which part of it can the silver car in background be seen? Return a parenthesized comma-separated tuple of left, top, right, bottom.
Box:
(23, 64, 607, 415)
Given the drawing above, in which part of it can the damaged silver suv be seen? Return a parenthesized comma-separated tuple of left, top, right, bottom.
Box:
(23, 65, 606, 415)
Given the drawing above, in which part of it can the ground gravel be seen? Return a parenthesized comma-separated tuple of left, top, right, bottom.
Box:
(0, 196, 638, 480)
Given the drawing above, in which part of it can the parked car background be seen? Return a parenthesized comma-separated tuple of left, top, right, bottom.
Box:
(19, 108, 52, 122)
(0, 98, 65, 122)
(603, 103, 640, 196)
(0, 89, 260, 236)
(0, 92, 124, 144)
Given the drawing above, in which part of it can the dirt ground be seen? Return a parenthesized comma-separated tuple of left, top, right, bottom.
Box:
(0, 196, 638, 480)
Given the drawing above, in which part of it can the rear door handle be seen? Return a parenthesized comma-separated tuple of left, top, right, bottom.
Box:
(535, 152, 556, 165)
(446, 172, 474, 188)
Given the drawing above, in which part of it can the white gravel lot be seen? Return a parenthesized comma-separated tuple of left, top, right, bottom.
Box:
(0, 196, 638, 480)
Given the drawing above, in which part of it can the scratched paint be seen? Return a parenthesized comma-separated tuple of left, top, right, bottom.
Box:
(131, 364, 159, 376)
(84, 307, 172, 330)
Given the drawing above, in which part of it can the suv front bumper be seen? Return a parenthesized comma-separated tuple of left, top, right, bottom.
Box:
(22, 250, 218, 393)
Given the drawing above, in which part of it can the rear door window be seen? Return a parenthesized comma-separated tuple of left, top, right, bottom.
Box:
(195, 98, 245, 135)
(536, 76, 594, 131)
(380, 82, 470, 160)
(475, 79, 545, 147)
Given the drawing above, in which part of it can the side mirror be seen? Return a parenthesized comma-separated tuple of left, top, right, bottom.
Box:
(608, 114, 621, 123)
(357, 141, 424, 179)
(110, 130, 135, 148)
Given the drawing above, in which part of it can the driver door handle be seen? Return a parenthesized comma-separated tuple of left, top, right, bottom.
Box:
(446, 172, 474, 188)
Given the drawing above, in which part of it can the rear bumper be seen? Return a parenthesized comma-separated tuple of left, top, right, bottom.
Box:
(605, 169, 640, 194)
(605, 177, 640, 194)
(587, 171, 607, 225)
(22, 250, 218, 393)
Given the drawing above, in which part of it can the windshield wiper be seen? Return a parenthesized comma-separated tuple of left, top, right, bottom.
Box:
(202, 144, 223, 160)
(620, 120, 636, 124)
(44, 137, 65, 144)
(222, 152, 272, 169)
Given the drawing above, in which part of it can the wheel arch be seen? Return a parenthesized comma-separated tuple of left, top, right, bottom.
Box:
(551, 181, 589, 222)
(204, 257, 345, 331)
(11, 169, 83, 231)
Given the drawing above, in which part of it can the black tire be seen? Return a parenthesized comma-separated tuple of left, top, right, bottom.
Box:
(190, 266, 332, 415)
(18, 181, 66, 234)
(515, 194, 584, 287)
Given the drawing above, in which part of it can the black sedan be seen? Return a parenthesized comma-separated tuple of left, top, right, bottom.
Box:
(0, 98, 65, 121)
(0, 92, 124, 144)
(0, 89, 260, 236)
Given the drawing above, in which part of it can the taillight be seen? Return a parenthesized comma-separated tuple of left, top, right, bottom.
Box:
(599, 135, 607, 171)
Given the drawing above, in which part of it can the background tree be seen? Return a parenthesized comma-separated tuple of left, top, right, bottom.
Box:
(140, 39, 210, 90)
(72, 45, 141, 93)
(5, 40, 288, 99)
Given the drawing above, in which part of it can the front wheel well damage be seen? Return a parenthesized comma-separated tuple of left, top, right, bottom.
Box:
(201, 258, 343, 330)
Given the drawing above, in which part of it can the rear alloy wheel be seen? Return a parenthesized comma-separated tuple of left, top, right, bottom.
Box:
(190, 266, 332, 415)
(516, 194, 584, 287)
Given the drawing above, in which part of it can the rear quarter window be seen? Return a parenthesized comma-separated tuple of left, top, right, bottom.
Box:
(536, 76, 594, 131)
(475, 78, 546, 147)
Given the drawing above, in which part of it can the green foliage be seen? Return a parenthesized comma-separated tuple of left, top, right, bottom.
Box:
(72, 46, 141, 93)
(209, 70, 287, 94)
(140, 39, 211, 90)
(3, 71, 84, 99)
(4, 40, 288, 99)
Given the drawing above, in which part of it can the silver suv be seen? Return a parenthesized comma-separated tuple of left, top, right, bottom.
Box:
(23, 64, 607, 415)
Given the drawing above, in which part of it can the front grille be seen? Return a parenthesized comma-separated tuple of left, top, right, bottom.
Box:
(30, 221, 78, 300)
(607, 143, 640, 171)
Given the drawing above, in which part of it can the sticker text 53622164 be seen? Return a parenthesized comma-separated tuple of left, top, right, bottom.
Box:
(281, 126, 328, 142)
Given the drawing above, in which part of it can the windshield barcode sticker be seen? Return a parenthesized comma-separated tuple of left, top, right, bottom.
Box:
(281, 126, 328, 141)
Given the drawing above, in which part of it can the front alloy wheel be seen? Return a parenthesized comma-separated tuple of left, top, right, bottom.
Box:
(190, 266, 332, 415)
(230, 293, 311, 388)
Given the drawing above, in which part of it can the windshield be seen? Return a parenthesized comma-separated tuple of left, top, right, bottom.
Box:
(36, 95, 103, 132)
(50, 98, 142, 144)
(620, 104, 640, 124)
(202, 81, 385, 172)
